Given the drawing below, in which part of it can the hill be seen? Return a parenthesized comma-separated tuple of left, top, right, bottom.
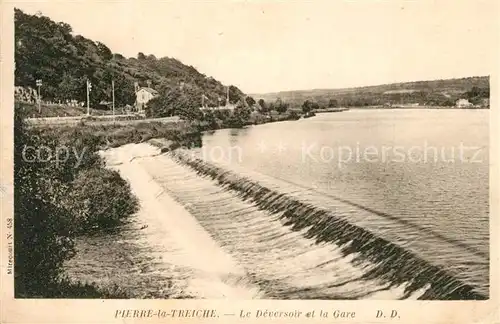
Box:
(14, 9, 246, 115)
(252, 76, 490, 108)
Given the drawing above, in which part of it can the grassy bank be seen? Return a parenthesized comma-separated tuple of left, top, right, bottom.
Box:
(193, 109, 301, 131)
(14, 109, 201, 298)
(17, 101, 127, 118)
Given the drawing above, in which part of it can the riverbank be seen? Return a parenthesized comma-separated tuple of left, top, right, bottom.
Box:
(313, 108, 350, 113)
(26, 115, 182, 127)
(351, 105, 489, 110)
(14, 113, 202, 298)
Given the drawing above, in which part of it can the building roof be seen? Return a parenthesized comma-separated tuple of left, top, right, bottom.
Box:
(137, 87, 158, 95)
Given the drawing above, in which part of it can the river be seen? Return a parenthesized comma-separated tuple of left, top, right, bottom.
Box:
(64, 109, 489, 299)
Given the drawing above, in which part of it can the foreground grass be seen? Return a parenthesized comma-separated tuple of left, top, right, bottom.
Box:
(35, 120, 201, 148)
(16, 279, 131, 299)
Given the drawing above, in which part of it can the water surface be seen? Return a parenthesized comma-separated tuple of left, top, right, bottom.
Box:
(65, 109, 489, 298)
(193, 109, 489, 295)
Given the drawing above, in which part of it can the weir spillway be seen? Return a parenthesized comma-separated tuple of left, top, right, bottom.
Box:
(97, 143, 487, 300)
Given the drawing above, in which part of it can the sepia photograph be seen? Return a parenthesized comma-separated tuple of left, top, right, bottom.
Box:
(1, 0, 499, 322)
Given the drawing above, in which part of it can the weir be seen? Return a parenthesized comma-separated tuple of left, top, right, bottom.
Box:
(137, 149, 420, 299)
(100, 144, 262, 298)
(164, 148, 487, 300)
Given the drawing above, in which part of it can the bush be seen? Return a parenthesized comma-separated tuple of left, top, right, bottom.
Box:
(14, 112, 76, 296)
(64, 168, 139, 231)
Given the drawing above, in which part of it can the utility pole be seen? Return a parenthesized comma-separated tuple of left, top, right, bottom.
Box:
(86, 79, 92, 116)
(112, 80, 115, 120)
(36, 79, 42, 114)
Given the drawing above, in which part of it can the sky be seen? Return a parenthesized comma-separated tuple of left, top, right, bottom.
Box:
(10, 0, 499, 94)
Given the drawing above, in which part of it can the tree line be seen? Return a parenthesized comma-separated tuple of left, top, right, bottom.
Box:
(258, 86, 490, 109)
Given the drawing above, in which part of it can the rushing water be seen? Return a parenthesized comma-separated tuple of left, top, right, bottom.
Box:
(65, 109, 489, 299)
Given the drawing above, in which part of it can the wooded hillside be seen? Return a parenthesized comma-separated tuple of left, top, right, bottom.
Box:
(253, 76, 490, 108)
(14, 9, 245, 110)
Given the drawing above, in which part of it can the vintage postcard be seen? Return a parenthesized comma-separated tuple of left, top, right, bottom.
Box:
(1, 0, 498, 323)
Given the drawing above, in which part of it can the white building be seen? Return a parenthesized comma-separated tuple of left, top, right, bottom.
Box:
(135, 87, 158, 112)
(456, 98, 472, 108)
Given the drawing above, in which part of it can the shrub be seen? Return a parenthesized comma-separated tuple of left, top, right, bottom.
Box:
(64, 168, 139, 231)
(14, 112, 76, 296)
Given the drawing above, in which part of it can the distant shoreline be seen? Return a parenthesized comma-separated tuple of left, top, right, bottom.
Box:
(313, 108, 350, 113)
(345, 105, 489, 110)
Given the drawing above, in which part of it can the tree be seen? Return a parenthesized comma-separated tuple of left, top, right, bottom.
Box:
(57, 22, 72, 35)
(465, 86, 489, 103)
(276, 104, 288, 114)
(113, 75, 135, 107)
(258, 99, 268, 113)
(146, 86, 204, 120)
(137, 52, 146, 60)
(95, 41, 112, 60)
(245, 96, 256, 107)
(328, 98, 338, 108)
(228, 85, 241, 104)
(178, 106, 203, 121)
(145, 96, 174, 118)
(302, 100, 313, 113)
(145, 87, 183, 118)
(232, 104, 252, 127)
(57, 73, 85, 101)
(275, 98, 289, 114)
